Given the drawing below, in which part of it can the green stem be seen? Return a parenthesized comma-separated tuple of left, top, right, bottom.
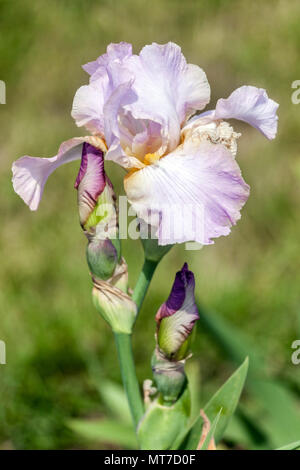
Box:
(132, 259, 158, 312)
(114, 332, 144, 429)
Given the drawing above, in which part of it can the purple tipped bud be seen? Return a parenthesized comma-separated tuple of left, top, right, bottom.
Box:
(75, 143, 107, 229)
(156, 263, 199, 361)
(75, 143, 121, 281)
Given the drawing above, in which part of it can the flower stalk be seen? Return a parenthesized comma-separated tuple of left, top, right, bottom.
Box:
(132, 259, 158, 312)
(114, 333, 144, 428)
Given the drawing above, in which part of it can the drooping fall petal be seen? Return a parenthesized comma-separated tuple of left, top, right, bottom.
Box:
(12, 136, 106, 211)
(124, 140, 250, 245)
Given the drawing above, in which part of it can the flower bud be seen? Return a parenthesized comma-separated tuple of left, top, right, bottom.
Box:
(75, 143, 136, 333)
(86, 238, 120, 281)
(155, 263, 199, 361)
(92, 262, 137, 334)
(75, 143, 121, 280)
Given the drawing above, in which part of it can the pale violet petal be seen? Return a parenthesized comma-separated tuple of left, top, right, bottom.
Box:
(124, 140, 250, 245)
(71, 79, 109, 135)
(111, 42, 210, 155)
(83, 42, 133, 78)
(73, 43, 133, 135)
(215, 85, 279, 139)
(12, 137, 88, 210)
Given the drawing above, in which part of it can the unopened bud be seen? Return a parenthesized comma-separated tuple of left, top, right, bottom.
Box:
(92, 265, 137, 334)
(75, 143, 121, 281)
(156, 263, 199, 361)
(86, 238, 120, 281)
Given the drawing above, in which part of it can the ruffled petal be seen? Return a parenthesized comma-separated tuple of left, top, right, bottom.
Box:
(124, 139, 250, 245)
(104, 81, 148, 169)
(12, 136, 106, 211)
(214, 86, 279, 139)
(71, 78, 110, 135)
(73, 43, 133, 135)
(82, 42, 133, 78)
(110, 42, 210, 156)
(136, 43, 210, 124)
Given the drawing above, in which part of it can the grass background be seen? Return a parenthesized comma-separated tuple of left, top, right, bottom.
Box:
(0, 0, 299, 449)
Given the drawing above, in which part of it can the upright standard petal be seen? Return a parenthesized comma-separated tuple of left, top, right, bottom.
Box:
(110, 42, 210, 156)
(12, 136, 106, 211)
(82, 42, 133, 78)
(73, 43, 134, 136)
(156, 263, 199, 359)
(214, 85, 279, 139)
(124, 140, 250, 245)
(71, 78, 110, 135)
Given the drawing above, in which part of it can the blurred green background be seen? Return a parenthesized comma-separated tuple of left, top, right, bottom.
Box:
(0, 0, 300, 449)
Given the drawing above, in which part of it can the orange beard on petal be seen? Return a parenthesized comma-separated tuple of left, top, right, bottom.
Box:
(124, 151, 163, 179)
(143, 152, 161, 165)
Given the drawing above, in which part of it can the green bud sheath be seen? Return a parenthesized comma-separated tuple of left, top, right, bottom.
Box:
(92, 276, 137, 334)
(138, 385, 191, 450)
(152, 348, 187, 404)
(86, 238, 121, 281)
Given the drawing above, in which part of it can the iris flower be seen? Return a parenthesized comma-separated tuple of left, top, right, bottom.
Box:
(12, 42, 278, 245)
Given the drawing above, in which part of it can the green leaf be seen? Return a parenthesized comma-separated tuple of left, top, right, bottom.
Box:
(248, 379, 300, 447)
(197, 305, 300, 448)
(185, 360, 201, 421)
(67, 418, 137, 449)
(276, 440, 300, 450)
(204, 357, 249, 442)
(198, 306, 265, 375)
(200, 409, 222, 450)
(174, 358, 248, 449)
(96, 380, 132, 425)
(224, 407, 270, 450)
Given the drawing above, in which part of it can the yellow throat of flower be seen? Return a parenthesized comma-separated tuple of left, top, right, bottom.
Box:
(143, 152, 161, 165)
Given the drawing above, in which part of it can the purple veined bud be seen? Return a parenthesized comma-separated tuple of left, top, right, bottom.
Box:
(92, 259, 137, 334)
(155, 263, 199, 361)
(151, 263, 199, 403)
(75, 144, 135, 332)
(75, 143, 121, 280)
(75, 142, 116, 234)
